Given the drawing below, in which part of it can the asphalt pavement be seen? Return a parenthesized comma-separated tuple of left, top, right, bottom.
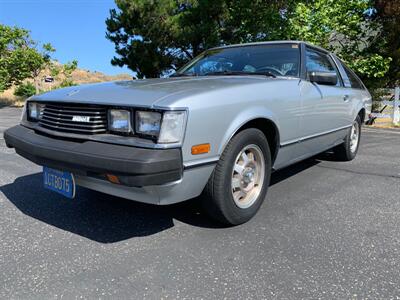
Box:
(1, 106, 400, 299)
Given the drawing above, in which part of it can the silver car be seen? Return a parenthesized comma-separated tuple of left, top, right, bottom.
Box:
(4, 41, 372, 225)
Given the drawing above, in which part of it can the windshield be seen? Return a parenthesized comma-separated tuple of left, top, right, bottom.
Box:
(174, 43, 300, 77)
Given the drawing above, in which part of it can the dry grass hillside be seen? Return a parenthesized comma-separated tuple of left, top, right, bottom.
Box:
(70, 69, 132, 84)
(0, 68, 132, 107)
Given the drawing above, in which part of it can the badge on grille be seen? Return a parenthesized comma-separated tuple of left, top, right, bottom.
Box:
(72, 116, 90, 122)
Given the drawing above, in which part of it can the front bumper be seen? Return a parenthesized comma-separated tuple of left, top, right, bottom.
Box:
(4, 125, 183, 187)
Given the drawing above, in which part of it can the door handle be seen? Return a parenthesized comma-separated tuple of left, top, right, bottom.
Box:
(343, 95, 350, 102)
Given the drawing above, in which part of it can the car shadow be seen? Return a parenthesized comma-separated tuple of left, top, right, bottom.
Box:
(270, 157, 320, 185)
(0, 157, 322, 243)
(0, 173, 225, 243)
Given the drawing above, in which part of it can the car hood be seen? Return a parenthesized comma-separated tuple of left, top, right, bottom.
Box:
(32, 76, 283, 107)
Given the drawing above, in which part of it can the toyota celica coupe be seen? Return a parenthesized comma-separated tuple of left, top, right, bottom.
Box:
(4, 41, 372, 225)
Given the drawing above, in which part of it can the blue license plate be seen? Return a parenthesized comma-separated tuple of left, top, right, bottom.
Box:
(43, 167, 75, 199)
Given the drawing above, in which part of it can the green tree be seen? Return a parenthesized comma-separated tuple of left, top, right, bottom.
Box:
(58, 59, 78, 88)
(22, 43, 55, 94)
(107, 0, 396, 88)
(106, 0, 297, 78)
(286, 0, 391, 86)
(0, 24, 55, 93)
(47, 59, 79, 89)
(62, 60, 78, 80)
(372, 0, 400, 87)
(0, 25, 32, 92)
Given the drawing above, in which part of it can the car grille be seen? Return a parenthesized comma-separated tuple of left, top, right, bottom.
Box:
(38, 103, 108, 135)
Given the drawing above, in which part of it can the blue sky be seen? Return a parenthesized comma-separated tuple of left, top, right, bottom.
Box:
(0, 0, 132, 76)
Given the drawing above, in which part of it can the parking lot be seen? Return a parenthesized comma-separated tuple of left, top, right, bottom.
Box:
(1, 106, 400, 299)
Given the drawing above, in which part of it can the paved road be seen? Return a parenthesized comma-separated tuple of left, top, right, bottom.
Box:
(1, 107, 400, 299)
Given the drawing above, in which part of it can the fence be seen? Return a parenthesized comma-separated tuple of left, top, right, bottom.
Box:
(370, 87, 400, 125)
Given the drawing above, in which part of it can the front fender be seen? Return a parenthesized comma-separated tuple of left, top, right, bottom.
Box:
(217, 106, 279, 154)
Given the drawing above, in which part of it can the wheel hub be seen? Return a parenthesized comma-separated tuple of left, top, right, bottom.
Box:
(242, 167, 255, 185)
(231, 144, 265, 209)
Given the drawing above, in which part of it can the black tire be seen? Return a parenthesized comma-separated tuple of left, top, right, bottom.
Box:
(201, 128, 272, 225)
(333, 115, 361, 161)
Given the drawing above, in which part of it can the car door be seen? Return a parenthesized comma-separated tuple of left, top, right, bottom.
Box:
(297, 46, 350, 158)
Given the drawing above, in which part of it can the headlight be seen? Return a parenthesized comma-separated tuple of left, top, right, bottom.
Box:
(27, 102, 44, 121)
(109, 109, 132, 133)
(135, 111, 162, 136)
(158, 111, 187, 144)
(135, 110, 187, 144)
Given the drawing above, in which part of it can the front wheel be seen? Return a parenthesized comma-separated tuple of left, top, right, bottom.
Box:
(201, 128, 272, 225)
(333, 115, 361, 161)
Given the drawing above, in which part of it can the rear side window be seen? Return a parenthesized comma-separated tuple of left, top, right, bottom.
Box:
(305, 48, 342, 86)
(341, 63, 364, 90)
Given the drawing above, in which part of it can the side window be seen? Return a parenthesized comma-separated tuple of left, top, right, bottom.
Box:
(306, 48, 342, 86)
(342, 63, 364, 89)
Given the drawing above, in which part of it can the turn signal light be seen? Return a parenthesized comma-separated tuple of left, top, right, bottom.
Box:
(191, 143, 210, 155)
(106, 174, 120, 184)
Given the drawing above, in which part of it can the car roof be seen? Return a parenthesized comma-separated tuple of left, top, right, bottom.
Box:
(209, 40, 329, 54)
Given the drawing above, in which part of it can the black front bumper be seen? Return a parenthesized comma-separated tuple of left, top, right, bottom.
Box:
(4, 125, 183, 186)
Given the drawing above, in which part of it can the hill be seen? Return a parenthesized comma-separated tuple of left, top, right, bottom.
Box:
(69, 69, 132, 85)
(0, 68, 133, 107)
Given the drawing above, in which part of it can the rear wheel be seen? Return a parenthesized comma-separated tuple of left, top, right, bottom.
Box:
(201, 128, 271, 225)
(333, 115, 361, 161)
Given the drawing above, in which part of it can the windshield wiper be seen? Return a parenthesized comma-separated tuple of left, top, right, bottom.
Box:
(170, 73, 197, 77)
(203, 70, 276, 78)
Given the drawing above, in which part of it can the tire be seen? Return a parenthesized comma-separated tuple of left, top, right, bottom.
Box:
(201, 128, 272, 225)
(333, 115, 361, 161)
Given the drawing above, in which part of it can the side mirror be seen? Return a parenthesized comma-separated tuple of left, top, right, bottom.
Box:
(308, 71, 337, 86)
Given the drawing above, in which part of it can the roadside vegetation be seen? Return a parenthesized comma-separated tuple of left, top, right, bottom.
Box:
(106, 0, 399, 127)
(1, 0, 399, 113)
(0, 24, 130, 107)
(106, 0, 399, 92)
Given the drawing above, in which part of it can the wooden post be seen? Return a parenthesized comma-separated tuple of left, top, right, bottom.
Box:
(394, 87, 400, 125)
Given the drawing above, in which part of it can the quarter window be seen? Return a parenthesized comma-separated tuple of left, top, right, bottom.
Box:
(342, 63, 364, 89)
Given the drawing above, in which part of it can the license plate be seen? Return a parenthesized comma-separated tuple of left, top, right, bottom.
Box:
(43, 167, 75, 199)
